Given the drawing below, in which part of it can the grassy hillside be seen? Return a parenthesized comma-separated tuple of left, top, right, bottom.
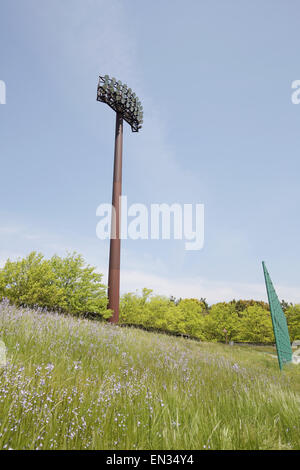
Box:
(0, 300, 300, 450)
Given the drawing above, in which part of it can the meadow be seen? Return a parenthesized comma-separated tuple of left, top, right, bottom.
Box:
(0, 299, 300, 450)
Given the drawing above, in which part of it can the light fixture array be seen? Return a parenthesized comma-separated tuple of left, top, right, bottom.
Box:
(97, 75, 143, 132)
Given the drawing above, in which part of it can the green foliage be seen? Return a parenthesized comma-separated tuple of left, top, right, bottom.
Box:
(120, 288, 177, 332)
(281, 299, 293, 312)
(286, 305, 300, 341)
(49, 253, 109, 317)
(0, 253, 297, 344)
(201, 303, 239, 342)
(0, 252, 109, 318)
(229, 299, 269, 314)
(0, 252, 65, 310)
(120, 291, 279, 344)
(236, 306, 274, 343)
(120, 290, 209, 339)
(175, 299, 207, 339)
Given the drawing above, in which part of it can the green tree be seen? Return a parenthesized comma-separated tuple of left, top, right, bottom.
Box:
(286, 305, 300, 342)
(202, 302, 240, 342)
(0, 252, 109, 318)
(0, 252, 65, 310)
(176, 299, 206, 339)
(236, 305, 274, 343)
(229, 299, 269, 315)
(280, 299, 293, 313)
(49, 253, 109, 317)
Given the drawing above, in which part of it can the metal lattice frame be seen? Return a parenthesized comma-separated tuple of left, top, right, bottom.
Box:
(97, 75, 143, 133)
(262, 261, 292, 370)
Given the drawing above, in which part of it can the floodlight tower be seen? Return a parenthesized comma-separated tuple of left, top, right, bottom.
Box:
(97, 75, 143, 323)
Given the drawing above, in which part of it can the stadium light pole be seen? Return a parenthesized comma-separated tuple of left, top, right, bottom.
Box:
(97, 75, 143, 323)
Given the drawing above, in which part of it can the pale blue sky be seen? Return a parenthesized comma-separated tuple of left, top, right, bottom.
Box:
(1, 0, 300, 303)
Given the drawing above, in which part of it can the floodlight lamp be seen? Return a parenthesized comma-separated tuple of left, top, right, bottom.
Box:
(97, 74, 143, 132)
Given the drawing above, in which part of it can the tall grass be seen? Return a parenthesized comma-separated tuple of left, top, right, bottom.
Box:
(0, 300, 300, 450)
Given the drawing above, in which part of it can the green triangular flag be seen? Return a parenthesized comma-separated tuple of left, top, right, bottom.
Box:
(262, 261, 292, 370)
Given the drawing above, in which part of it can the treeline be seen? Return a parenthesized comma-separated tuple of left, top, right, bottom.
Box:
(120, 289, 300, 343)
(1, 252, 299, 343)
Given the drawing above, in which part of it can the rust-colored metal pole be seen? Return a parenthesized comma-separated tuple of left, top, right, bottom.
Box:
(108, 112, 123, 323)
